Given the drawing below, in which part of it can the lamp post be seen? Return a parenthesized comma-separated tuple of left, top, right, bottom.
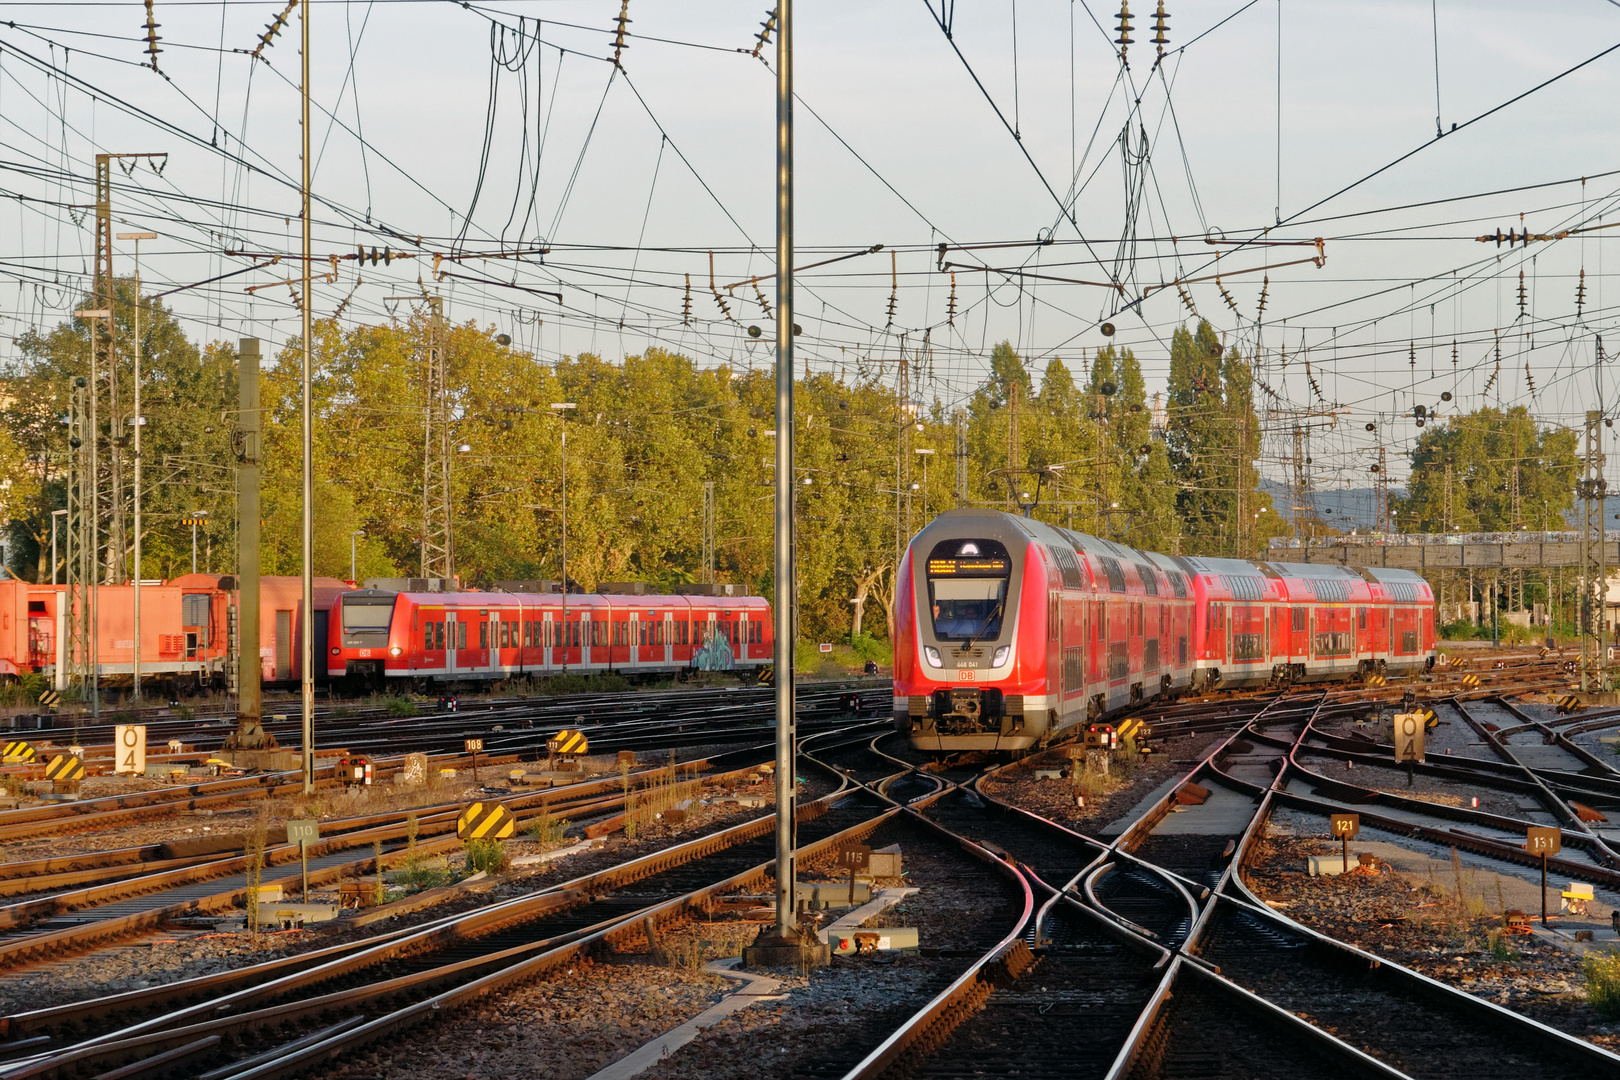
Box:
(350, 530, 365, 584)
(50, 509, 66, 585)
(75, 306, 110, 720)
(551, 403, 576, 668)
(117, 231, 156, 699)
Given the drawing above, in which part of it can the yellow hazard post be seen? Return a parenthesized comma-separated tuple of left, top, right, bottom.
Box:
(457, 801, 516, 840)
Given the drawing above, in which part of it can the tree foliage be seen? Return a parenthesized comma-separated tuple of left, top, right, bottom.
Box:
(0, 298, 1287, 639)
(1394, 405, 1578, 531)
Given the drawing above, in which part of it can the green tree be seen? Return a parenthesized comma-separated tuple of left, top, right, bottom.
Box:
(1395, 406, 1577, 532)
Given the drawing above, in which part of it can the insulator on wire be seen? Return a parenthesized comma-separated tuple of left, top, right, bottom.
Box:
(1152, 1, 1170, 57)
(751, 277, 772, 319)
(253, 0, 297, 59)
(142, 0, 162, 71)
(1483, 363, 1499, 394)
(947, 271, 958, 326)
(1255, 275, 1269, 319)
(1408, 342, 1416, 369)
(751, 8, 778, 59)
(1517, 270, 1528, 315)
(708, 252, 735, 322)
(682, 274, 692, 325)
(1217, 276, 1239, 315)
(1115, 1, 1133, 61)
(1451, 340, 1458, 369)
(611, 0, 633, 67)
(1577, 268, 1587, 315)
(1176, 282, 1196, 316)
(1525, 362, 1536, 396)
(885, 251, 898, 327)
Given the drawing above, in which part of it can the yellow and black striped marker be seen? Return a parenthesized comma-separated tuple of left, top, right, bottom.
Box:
(1556, 695, 1584, 714)
(1419, 707, 1439, 729)
(1364, 673, 1387, 688)
(547, 729, 589, 756)
(1538, 647, 1551, 659)
(757, 666, 775, 686)
(456, 801, 515, 840)
(1116, 717, 1150, 743)
(1449, 656, 1468, 668)
(45, 754, 85, 782)
(1460, 673, 1481, 689)
(2, 741, 36, 763)
(37, 689, 60, 709)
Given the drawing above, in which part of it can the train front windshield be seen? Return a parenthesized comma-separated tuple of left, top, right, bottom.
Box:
(342, 598, 394, 633)
(926, 540, 1010, 641)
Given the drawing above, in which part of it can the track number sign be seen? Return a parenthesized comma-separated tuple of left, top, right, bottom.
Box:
(1330, 813, 1360, 840)
(114, 725, 147, 775)
(1526, 826, 1561, 856)
(1392, 712, 1425, 763)
(287, 819, 321, 845)
(838, 844, 872, 873)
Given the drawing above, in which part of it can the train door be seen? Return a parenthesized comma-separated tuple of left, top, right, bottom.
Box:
(446, 612, 461, 673)
(541, 611, 555, 670)
(275, 610, 292, 680)
(664, 612, 675, 665)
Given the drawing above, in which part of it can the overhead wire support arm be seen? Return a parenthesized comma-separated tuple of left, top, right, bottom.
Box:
(920, 0, 1119, 286)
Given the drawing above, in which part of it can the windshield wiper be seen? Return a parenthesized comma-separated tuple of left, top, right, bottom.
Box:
(962, 603, 1004, 652)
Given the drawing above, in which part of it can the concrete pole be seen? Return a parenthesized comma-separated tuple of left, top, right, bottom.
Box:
(239, 339, 261, 727)
(772, 0, 798, 945)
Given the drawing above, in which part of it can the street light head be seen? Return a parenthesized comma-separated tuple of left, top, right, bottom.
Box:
(116, 231, 158, 241)
(75, 309, 110, 320)
(549, 402, 577, 411)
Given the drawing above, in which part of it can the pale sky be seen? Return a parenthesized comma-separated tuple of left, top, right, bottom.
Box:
(4, 1, 1620, 493)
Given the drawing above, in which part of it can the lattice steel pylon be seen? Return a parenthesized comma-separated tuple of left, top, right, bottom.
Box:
(702, 481, 715, 584)
(1290, 425, 1311, 538)
(94, 154, 125, 585)
(1578, 410, 1608, 691)
(63, 380, 89, 693)
(420, 296, 453, 580)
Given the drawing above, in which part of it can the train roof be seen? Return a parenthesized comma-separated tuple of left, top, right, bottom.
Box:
(368, 589, 767, 608)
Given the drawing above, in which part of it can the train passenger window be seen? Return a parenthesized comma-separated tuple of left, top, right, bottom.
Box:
(434, 622, 445, 650)
(423, 623, 433, 650)
(1358, 608, 1366, 630)
(458, 623, 467, 649)
(1292, 607, 1307, 632)
(480, 622, 488, 649)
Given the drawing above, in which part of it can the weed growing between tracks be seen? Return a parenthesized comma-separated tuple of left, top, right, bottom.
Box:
(1584, 951, 1620, 1019)
(1245, 829, 1620, 1049)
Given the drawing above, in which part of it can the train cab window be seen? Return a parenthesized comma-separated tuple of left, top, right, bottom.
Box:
(926, 538, 1011, 641)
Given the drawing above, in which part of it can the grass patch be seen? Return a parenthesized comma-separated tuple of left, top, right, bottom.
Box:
(384, 696, 416, 717)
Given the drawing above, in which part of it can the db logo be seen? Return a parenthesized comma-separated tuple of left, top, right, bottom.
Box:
(956, 668, 976, 682)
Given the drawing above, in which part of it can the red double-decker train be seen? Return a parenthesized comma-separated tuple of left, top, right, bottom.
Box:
(327, 587, 773, 690)
(894, 509, 1436, 753)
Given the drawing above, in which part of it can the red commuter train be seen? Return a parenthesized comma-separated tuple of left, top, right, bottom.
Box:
(327, 587, 773, 690)
(894, 509, 1437, 753)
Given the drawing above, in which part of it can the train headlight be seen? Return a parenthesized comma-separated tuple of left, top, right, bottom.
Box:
(330, 647, 340, 656)
(388, 646, 403, 657)
(923, 646, 942, 668)
(992, 646, 1011, 668)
